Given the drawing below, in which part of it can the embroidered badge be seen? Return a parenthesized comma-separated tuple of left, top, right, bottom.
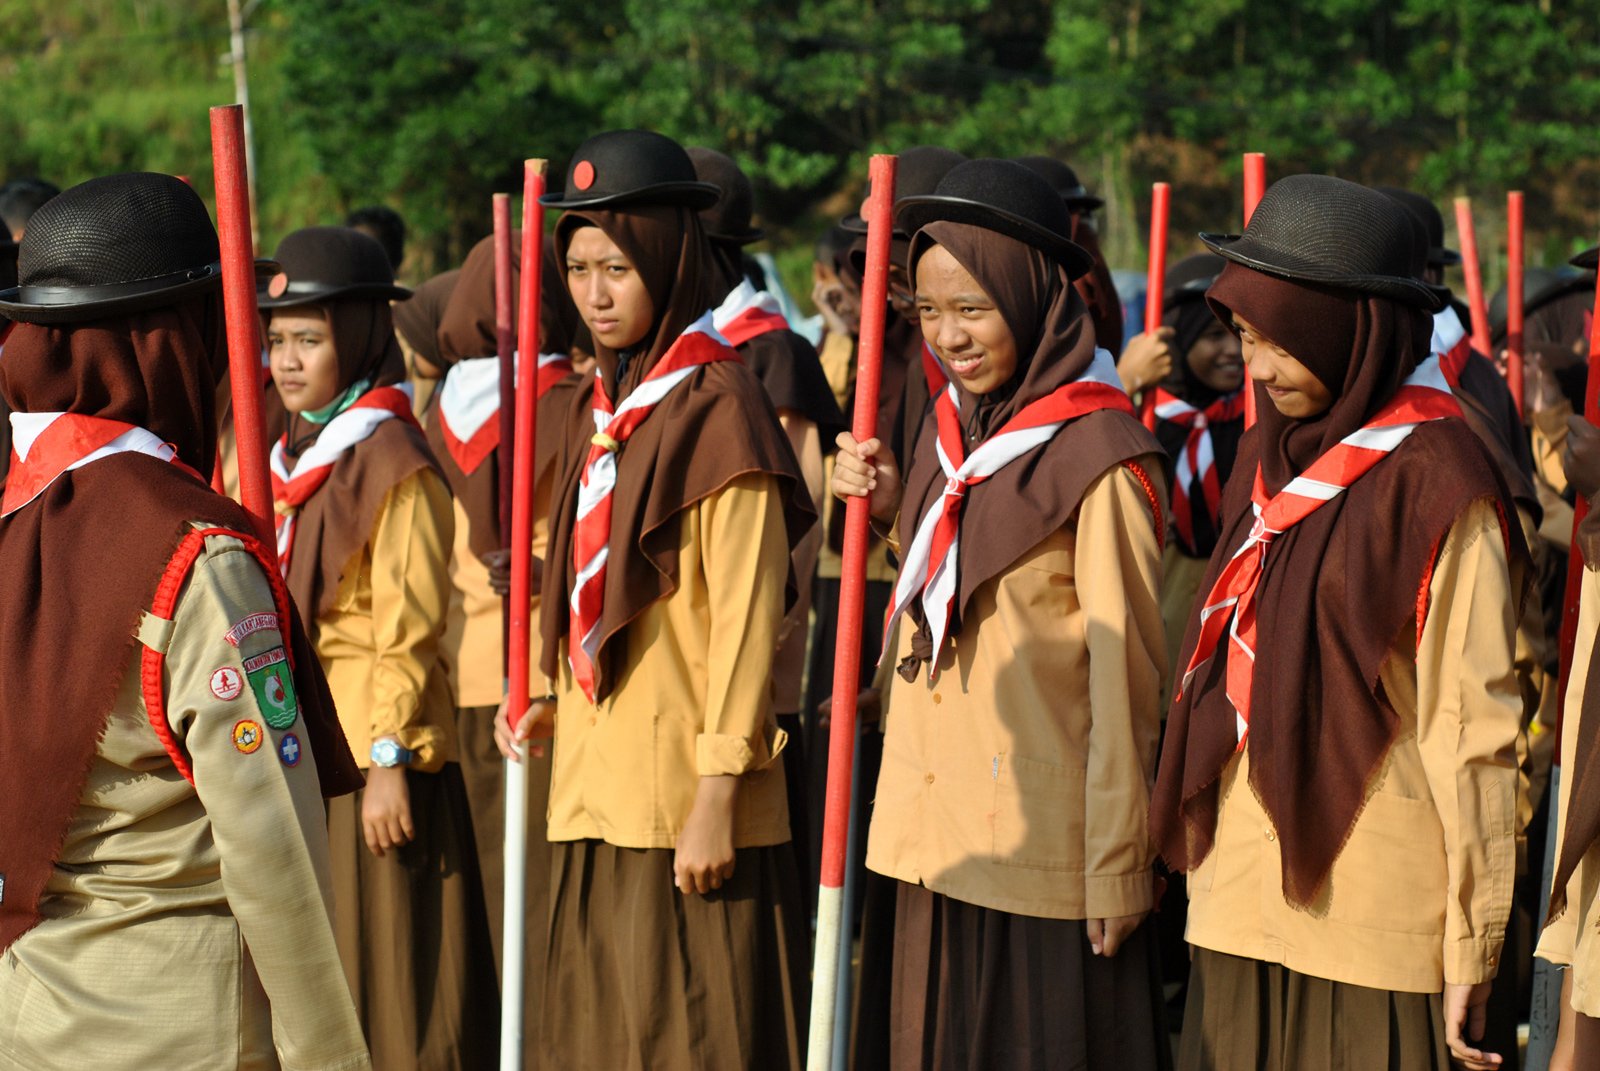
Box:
(232, 719, 263, 754)
(243, 646, 299, 730)
(209, 666, 244, 701)
(279, 732, 302, 767)
(224, 612, 279, 647)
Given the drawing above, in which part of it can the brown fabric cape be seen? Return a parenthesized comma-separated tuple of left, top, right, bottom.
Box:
(538, 204, 813, 699)
(425, 234, 585, 559)
(1068, 218, 1125, 357)
(276, 298, 441, 624)
(392, 267, 460, 369)
(1151, 262, 1527, 907)
(0, 298, 359, 955)
(893, 221, 1159, 680)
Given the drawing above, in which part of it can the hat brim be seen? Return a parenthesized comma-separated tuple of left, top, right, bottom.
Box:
(258, 280, 413, 309)
(1429, 247, 1462, 267)
(1064, 194, 1105, 212)
(1199, 232, 1444, 311)
(1572, 246, 1599, 271)
(540, 181, 720, 212)
(0, 258, 281, 325)
(708, 224, 766, 246)
(896, 195, 1095, 280)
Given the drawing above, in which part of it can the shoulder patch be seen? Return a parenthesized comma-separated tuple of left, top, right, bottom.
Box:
(243, 647, 299, 730)
(279, 732, 302, 767)
(209, 666, 244, 701)
(232, 719, 264, 754)
(224, 612, 280, 647)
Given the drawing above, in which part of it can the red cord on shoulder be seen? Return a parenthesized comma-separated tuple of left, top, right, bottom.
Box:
(1123, 460, 1166, 551)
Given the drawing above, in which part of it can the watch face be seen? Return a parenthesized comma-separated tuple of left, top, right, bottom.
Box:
(371, 740, 401, 766)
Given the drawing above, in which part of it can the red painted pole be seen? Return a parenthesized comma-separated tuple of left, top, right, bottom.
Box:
(1454, 198, 1493, 357)
(807, 152, 897, 1069)
(1507, 192, 1526, 416)
(493, 194, 516, 545)
(1141, 182, 1170, 431)
(1242, 153, 1266, 429)
(1555, 252, 1600, 717)
(209, 104, 274, 551)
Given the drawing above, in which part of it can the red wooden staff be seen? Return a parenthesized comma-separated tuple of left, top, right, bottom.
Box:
(210, 104, 274, 550)
(500, 159, 548, 1071)
(494, 194, 517, 545)
(1506, 191, 1526, 416)
(1453, 198, 1493, 357)
(1555, 248, 1600, 715)
(807, 152, 897, 1071)
(1242, 153, 1266, 428)
(1141, 182, 1171, 431)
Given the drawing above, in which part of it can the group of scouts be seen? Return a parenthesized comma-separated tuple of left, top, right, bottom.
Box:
(0, 126, 1597, 1071)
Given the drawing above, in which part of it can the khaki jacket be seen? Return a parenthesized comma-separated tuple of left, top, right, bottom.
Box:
(866, 460, 1168, 920)
(0, 528, 369, 1071)
(1186, 498, 1522, 993)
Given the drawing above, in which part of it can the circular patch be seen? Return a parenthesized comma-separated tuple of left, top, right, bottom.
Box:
(210, 666, 244, 702)
(267, 272, 289, 299)
(573, 160, 596, 191)
(279, 732, 302, 767)
(232, 719, 263, 755)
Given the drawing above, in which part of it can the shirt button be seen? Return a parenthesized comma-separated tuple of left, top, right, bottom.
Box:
(932, 693, 942, 705)
(1265, 829, 1276, 842)
(588, 715, 597, 727)
(925, 772, 936, 784)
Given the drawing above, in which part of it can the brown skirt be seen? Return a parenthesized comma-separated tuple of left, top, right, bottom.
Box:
(1178, 948, 1450, 1071)
(542, 839, 809, 1071)
(890, 881, 1173, 1071)
(328, 762, 500, 1071)
(1577, 1011, 1600, 1067)
(454, 704, 554, 1069)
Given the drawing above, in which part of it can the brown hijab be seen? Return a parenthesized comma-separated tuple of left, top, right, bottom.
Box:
(0, 297, 358, 954)
(1151, 262, 1527, 907)
(277, 298, 440, 623)
(392, 267, 460, 370)
(893, 221, 1159, 680)
(539, 204, 813, 699)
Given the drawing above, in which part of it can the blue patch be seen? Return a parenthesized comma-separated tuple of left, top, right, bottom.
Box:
(279, 733, 302, 768)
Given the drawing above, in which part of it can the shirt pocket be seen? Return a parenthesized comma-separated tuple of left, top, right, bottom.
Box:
(1325, 789, 1447, 936)
(990, 753, 1086, 873)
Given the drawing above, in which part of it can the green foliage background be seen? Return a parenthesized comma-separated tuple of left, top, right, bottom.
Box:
(3, 0, 1598, 297)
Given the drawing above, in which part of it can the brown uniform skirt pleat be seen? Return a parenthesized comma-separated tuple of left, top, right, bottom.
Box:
(454, 703, 554, 1069)
(890, 880, 1172, 1071)
(542, 839, 809, 1071)
(328, 762, 500, 1071)
(1179, 948, 1450, 1071)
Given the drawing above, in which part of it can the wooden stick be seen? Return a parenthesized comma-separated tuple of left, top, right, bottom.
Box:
(1242, 152, 1266, 428)
(1506, 191, 1526, 416)
(807, 153, 897, 1071)
(1453, 198, 1493, 357)
(1141, 182, 1170, 431)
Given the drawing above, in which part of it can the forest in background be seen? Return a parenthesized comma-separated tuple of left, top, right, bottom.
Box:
(2, 0, 1598, 298)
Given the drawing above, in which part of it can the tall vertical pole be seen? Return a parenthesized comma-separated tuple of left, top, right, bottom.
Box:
(493, 194, 515, 676)
(807, 153, 897, 1071)
(1242, 152, 1266, 428)
(1506, 191, 1526, 416)
(209, 104, 273, 550)
(224, 0, 258, 251)
(1141, 181, 1171, 431)
(500, 159, 548, 1071)
(1454, 197, 1493, 357)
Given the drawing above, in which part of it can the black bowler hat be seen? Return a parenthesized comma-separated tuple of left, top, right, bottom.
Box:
(1373, 185, 1461, 267)
(1163, 253, 1226, 311)
(1573, 247, 1598, 271)
(1012, 155, 1105, 212)
(542, 130, 719, 212)
(0, 217, 15, 296)
(897, 158, 1095, 279)
(1488, 266, 1590, 335)
(842, 145, 967, 235)
(1200, 174, 1444, 310)
(0, 172, 256, 324)
(257, 226, 412, 308)
(686, 147, 764, 245)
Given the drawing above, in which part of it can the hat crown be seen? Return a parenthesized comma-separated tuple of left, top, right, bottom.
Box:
(686, 146, 756, 241)
(272, 226, 395, 293)
(1241, 175, 1418, 284)
(549, 129, 719, 210)
(927, 159, 1073, 240)
(18, 172, 218, 293)
(1372, 186, 1445, 251)
(893, 146, 969, 203)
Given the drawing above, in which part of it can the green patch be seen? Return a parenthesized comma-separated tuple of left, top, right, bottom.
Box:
(242, 646, 299, 730)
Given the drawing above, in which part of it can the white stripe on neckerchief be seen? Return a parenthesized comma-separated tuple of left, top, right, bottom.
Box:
(1431, 305, 1472, 386)
(567, 311, 737, 702)
(883, 348, 1132, 680)
(436, 351, 574, 474)
(1153, 388, 1246, 554)
(1, 412, 188, 517)
(269, 383, 415, 575)
(710, 279, 790, 348)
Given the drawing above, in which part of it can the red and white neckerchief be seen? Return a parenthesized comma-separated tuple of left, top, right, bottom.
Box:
(1153, 387, 1246, 553)
(711, 279, 789, 347)
(568, 311, 738, 701)
(1, 412, 201, 517)
(1431, 306, 1473, 386)
(1177, 355, 1460, 749)
(921, 340, 949, 398)
(436, 351, 574, 474)
(883, 348, 1132, 678)
(269, 384, 416, 574)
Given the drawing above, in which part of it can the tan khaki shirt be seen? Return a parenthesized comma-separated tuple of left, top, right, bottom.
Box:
(1186, 498, 1522, 993)
(866, 460, 1168, 920)
(0, 528, 369, 1071)
(315, 469, 458, 771)
(547, 472, 792, 849)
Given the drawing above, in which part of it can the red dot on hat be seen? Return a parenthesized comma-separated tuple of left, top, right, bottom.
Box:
(574, 161, 596, 191)
(268, 272, 288, 298)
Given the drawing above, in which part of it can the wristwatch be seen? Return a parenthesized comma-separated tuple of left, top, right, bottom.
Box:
(369, 739, 415, 768)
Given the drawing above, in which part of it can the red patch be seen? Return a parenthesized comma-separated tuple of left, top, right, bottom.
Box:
(267, 272, 289, 298)
(210, 666, 244, 701)
(574, 160, 596, 191)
